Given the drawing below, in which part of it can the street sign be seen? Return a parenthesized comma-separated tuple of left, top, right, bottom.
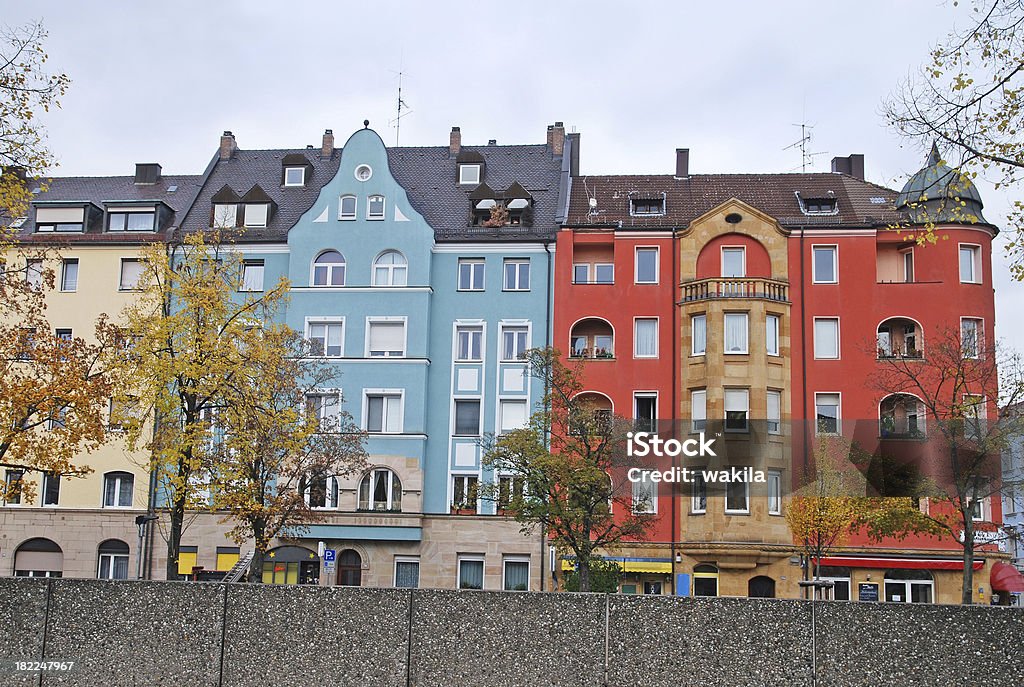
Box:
(324, 549, 336, 563)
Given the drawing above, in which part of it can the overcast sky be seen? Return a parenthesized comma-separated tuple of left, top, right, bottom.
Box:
(8, 0, 1022, 351)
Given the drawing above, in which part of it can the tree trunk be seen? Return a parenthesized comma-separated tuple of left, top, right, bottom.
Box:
(578, 557, 591, 592)
(248, 521, 266, 583)
(165, 493, 185, 581)
(962, 517, 975, 605)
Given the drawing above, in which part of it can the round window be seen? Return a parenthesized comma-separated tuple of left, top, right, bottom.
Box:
(354, 164, 373, 182)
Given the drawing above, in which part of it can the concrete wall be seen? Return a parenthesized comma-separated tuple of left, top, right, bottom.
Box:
(2, 578, 1022, 687)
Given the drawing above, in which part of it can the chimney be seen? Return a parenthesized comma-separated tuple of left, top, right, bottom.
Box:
(488, 139, 497, 146)
(134, 163, 162, 185)
(321, 129, 334, 159)
(675, 148, 690, 178)
(547, 121, 565, 156)
(831, 153, 865, 180)
(219, 131, 237, 160)
(567, 132, 581, 177)
(449, 127, 461, 156)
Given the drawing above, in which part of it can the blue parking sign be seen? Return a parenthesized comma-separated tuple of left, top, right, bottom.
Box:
(324, 549, 336, 562)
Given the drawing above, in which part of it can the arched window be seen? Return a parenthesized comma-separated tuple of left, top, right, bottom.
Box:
(879, 394, 927, 439)
(569, 318, 614, 359)
(748, 575, 776, 598)
(102, 471, 134, 508)
(312, 250, 346, 287)
(877, 317, 923, 359)
(14, 538, 63, 578)
(97, 539, 130, 580)
(337, 549, 362, 586)
(373, 250, 407, 287)
(358, 468, 402, 511)
(693, 563, 719, 597)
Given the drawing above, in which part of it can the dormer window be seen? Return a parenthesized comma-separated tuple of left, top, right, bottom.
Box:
(367, 195, 385, 220)
(459, 164, 481, 185)
(35, 206, 86, 233)
(284, 167, 306, 187)
(796, 191, 839, 216)
(243, 203, 269, 228)
(108, 208, 156, 232)
(213, 204, 237, 228)
(630, 197, 665, 216)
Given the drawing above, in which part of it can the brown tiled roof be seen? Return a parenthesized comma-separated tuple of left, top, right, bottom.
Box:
(566, 173, 902, 229)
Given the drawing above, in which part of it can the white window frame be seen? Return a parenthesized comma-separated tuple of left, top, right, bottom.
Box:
(284, 167, 305, 187)
(631, 471, 658, 514)
(60, 258, 78, 292)
(213, 203, 237, 228)
(724, 312, 749, 354)
(118, 258, 145, 291)
(766, 314, 780, 356)
(594, 263, 614, 284)
(362, 389, 404, 434)
(572, 263, 590, 284)
(812, 244, 838, 284)
(813, 317, 840, 360)
(724, 388, 750, 433)
(960, 317, 983, 359)
(457, 554, 485, 590)
(41, 471, 60, 507)
(455, 324, 484, 362)
(691, 470, 707, 514)
(768, 470, 782, 515)
(500, 324, 529, 361)
(691, 389, 707, 433)
(365, 317, 407, 358)
(815, 392, 842, 436)
(311, 251, 346, 287)
(634, 247, 659, 284)
(721, 246, 746, 278)
(767, 389, 782, 434)
(959, 243, 981, 284)
(691, 314, 707, 356)
(498, 399, 529, 434)
(305, 391, 341, 431)
(243, 203, 269, 228)
(725, 476, 750, 515)
(394, 557, 420, 588)
(102, 471, 134, 508)
(372, 250, 408, 287)
(367, 195, 386, 220)
(901, 248, 915, 283)
(458, 258, 486, 291)
(338, 195, 357, 220)
(240, 260, 265, 292)
(502, 556, 531, 592)
(633, 392, 658, 433)
(451, 474, 480, 511)
(306, 318, 345, 358)
(303, 473, 339, 509)
(453, 398, 482, 437)
(503, 259, 530, 291)
(633, 317, 659, 359)
(97, 551, 130, 580)
(459, 164, 481, 185)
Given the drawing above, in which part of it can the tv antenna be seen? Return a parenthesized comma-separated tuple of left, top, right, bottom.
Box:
(784, 122, 824, 172)
(388, 60, 412, 146)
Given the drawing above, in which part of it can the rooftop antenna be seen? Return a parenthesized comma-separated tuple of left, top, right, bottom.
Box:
(388, 56, 412, 146)
(784, 122, 824, 172)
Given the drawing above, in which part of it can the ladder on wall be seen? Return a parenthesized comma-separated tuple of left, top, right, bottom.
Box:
(221, 551, 254, 583)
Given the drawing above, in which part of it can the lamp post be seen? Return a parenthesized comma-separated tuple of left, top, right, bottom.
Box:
(135, 514, 158, 580)
(798, 578, 835, 687)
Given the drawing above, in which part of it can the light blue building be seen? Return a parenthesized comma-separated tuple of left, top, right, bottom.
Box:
(178, 122, 574, 589)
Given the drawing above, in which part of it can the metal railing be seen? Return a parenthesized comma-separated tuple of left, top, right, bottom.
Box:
(681, 277, 789, 303)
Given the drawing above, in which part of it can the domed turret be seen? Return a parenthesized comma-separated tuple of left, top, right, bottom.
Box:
(896, 143, 987, 224)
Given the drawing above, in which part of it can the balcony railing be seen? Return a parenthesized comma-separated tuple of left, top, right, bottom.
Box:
(681, 277, 789, 303)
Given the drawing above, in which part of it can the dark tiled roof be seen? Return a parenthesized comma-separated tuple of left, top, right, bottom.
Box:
(388, 144, 564, 241)
(179, 149, 341, 241)
(12, 173, 203, 244)
(566, 173, 903, 229)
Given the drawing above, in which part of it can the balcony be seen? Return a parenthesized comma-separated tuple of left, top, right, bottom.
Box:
(570, 318, 615, 359)
(877, 317, 924, 360)
(681, 277, 789, 303)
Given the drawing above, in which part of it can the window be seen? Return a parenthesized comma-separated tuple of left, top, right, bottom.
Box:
(959, 245, 981, 283)
(630, 198, 664, 215)
(452, 475, 479, 511)
(42, 471, 60, 506)
(635, 248, 659, 283)
(119, 259, 145, 291)
(303, 473, 339, 509)
(213, 204, 237, 228)
(60, 259, 78, 291)
(36, 206, 85, 232)
(373, 250, 408, 287)
(634, 318, 658, 358)
(313, 250, 346, 286)
(241, 260, 264, 291)
(26, 259, 43, 289)
(458, 259, 485, 290)
(967, 496, 987, 522)
(216, 547, 240, 572)
(802, 197, 837, 215)
(243, 203, 269, 228)
(725, 389, 749, 432)
(572, 264, 589, 284)
(284, 167, 305, 187)
(503, 557, 530, 591)
(365, 393, 402, 433)
(815, 393, 841, 435)
(884, 569, 933, 604)
(354, 164, 373, 181)
(691, 472, 707, 514)
(901, 249, 915, 283)
(367, 320, 406, 357)
(594, 263, 614, 284)
(634, 393, 657, 433)
(456, 326, 483, 361)
(766, 315, 780, 356)
(308, 322, 344, 357)
(459, 164, 481, 185)
(108, 211, 155, 232)
(767, 390, 782, 434)
(339, 195, 357, 220)
(961, 318, 982, 358)
(499, 400, 528, 434)
(632, 472, 657, 514)
(721, 247, 745, 277)
(501, 326, 528, 361)
(97, 540, 130, 580)
(814, 318, 839, 359)
(812, 246, 838, 283)
(725, 476, 749, 514)
(395, 558, 420, 588)
(102, 471, 134, 507)
(367, 195, 385, 220)
(358, 468, 402, 511)
(457, 556, 484, 589)
(503, 259, 530, 291)
(454, 399, 481, 436)
(691, 314, 707, 356)
(691, 390, 707, 432)
(305, 393, 340, 431)
(768, 470, 782, 515)
(724, 313, 748, 354)
(498, 475, 526, 509)
(4, 469, 23, 505)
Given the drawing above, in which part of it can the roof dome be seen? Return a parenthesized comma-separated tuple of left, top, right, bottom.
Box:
(896, 143, 986, 224)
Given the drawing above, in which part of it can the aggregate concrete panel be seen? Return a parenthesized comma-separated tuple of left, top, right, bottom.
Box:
(607, 596, 813, 687)
(40, 579, 223, 686)
(816, 601, 1024, 687)
(0, 578, 50, 686)
(408, 589, 606, 687)
(222, 585, 409, 687)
